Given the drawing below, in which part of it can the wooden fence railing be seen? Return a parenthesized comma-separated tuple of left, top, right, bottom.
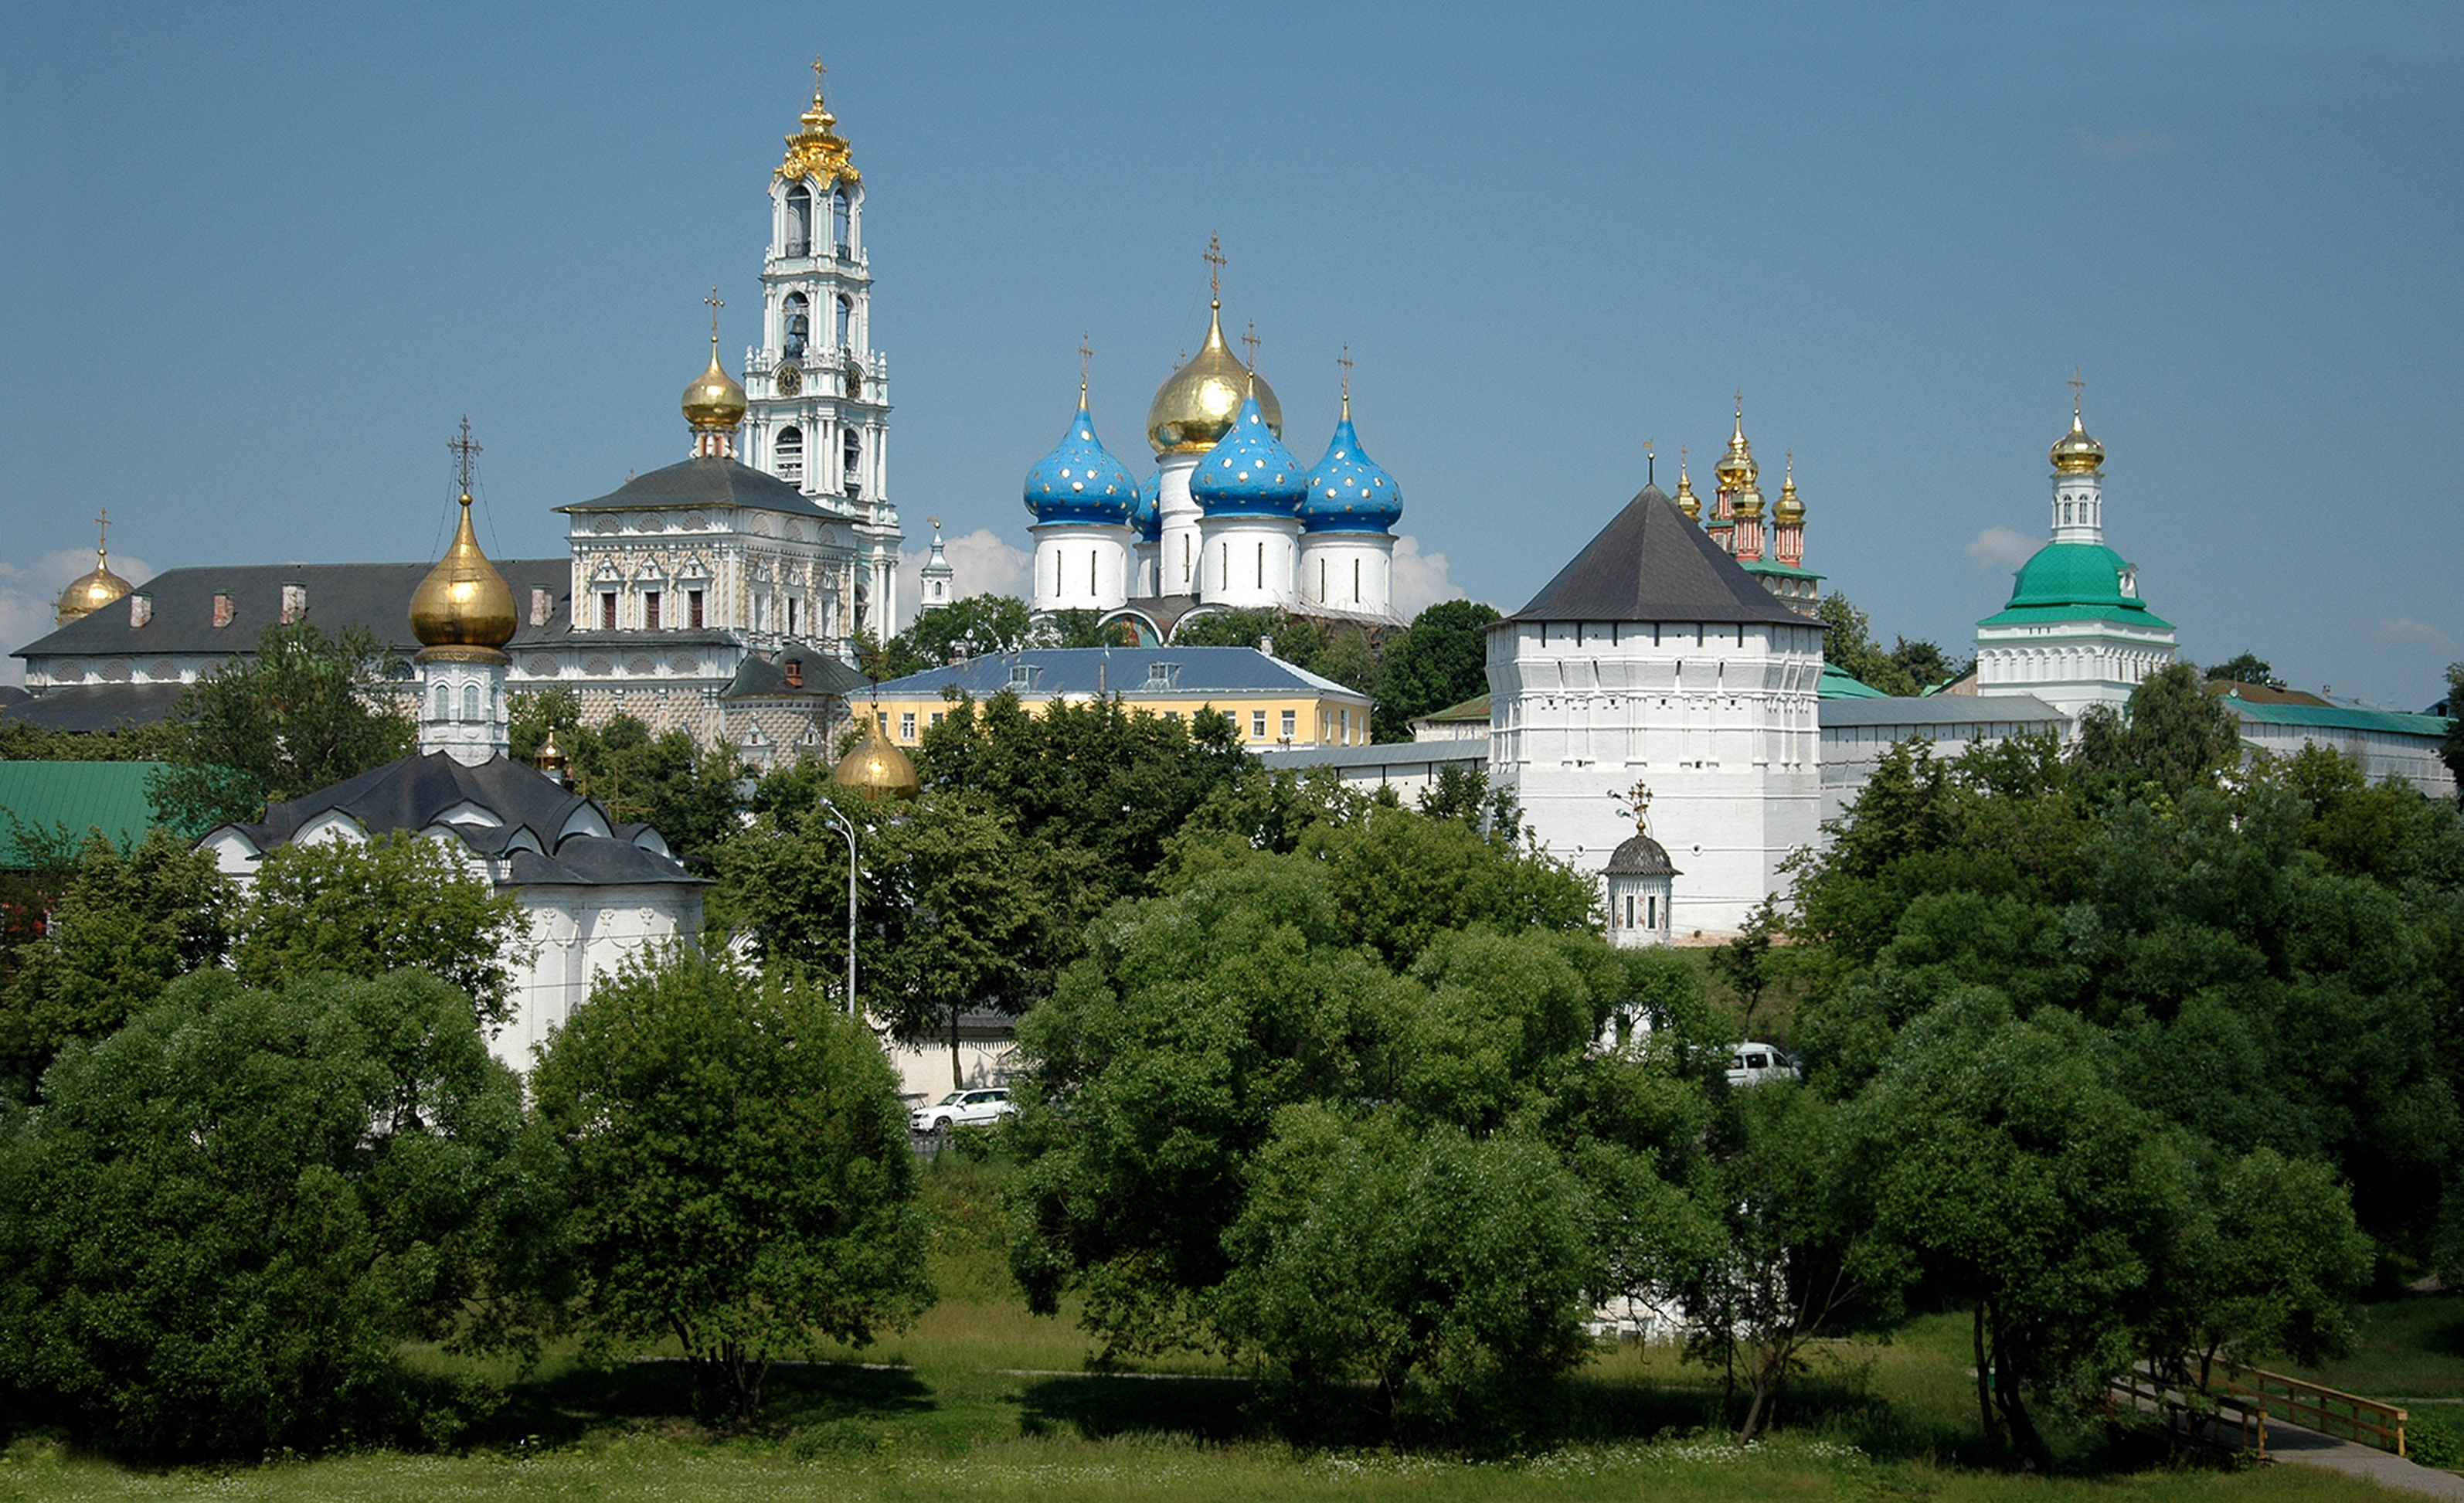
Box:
(2220, 1362, 2408, 1458)
(2109, 1364, 2270, 1459)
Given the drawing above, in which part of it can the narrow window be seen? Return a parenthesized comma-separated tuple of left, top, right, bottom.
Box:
(1089, 550, 1097, 595)
(643, 591, 661, 631)
(1256, 539, 1265, 587)
(600, 592, 617, 631)
(843, 429, 863, 497)
(783, 293, 809, 358)
(1220, 541, 1229, 590)
(462, 682, 481, 722)
(1352, 557, 1361, 602)
(1647, 895, 1658, 928)
(431, 683, 447, 720)
(1281, 709, 1296, 740)
(831, 189, 851, 253)
(785, 185, 811, 256)
(787, 598, 799, 636)
(1251, 710, 1266, 739)
(1182, 534, 1191, 584)
(1623, 894, 1635, 928)
(900, 712, 916, 740)
(835, 294, 852, 347)
(776, 426, 804, 485)
(688, 589, 704, 629)
(1319, 559, 1326, 600)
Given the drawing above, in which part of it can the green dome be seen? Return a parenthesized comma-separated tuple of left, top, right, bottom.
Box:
(1979, 541, 2172, 629)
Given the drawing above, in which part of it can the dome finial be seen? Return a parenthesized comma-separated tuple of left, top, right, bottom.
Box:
(2071, 366, 2085, 428)
(2050, 368, 2105, 474)
(54, 507, 134, 626)
(1204, 232, 1225, 300)
(1337, 343, 1352, 420)
(1674, 447, 1701, 519)
(411, 422, 518, 655)
(1078, 332, 1093, 409)
(682, 291, 749, 452)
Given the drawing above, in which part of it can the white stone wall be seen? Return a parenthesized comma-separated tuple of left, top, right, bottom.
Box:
(1297, 533, 1395, 617)
(2235, 719, 2459, 801)
(499, 882, 705, 1072)
(1029, 523, 1133, 613)
(1154, 454, 1204, 597)
(1487, 617, 1822, 935)
(1197, 515, 1301, 609)
(1974, 616, 2176, 720)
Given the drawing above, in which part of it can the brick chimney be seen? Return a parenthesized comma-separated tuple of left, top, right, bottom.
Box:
(783, 657, 804, 690)
(212, 593, 235, 629)
(280, 581, 307, 624)
(128, 593, 152, 628)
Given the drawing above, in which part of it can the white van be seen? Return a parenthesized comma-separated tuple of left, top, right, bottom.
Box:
(1725, 1042, 1800, 1089)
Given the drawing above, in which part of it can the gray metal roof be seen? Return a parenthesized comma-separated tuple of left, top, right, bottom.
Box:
(872, 646, 1368, 702)
(1507, 489, 1806, 627)
(0, 682, 188, 732)
(12, 559, 571, 661)
(1258, 740, 1488, 770)
(556, 455, 843, 519)
(1818, 694, 2067, 729)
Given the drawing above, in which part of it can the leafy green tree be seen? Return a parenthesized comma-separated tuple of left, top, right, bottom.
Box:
(1890, 636, 1956, 692)
(1373, 599, 1500, 741)
(2144, 1146, 2370, 1392)
(146, 621, 413, 834)
(531, 950, 932, 1424)
(2071, 663, 2245, 802)
(1045, 608, 1137, 648)
(1, 829, 236, 1089)
(1168, 606, 1295, 652)
(2204, 651, 2273, 685)
(0, 968, 535, 1457)
(2443, 663, 2464, 799)
(1815, 593, 1919, 697)
(1710, 894, 1786, 1032)
(233, 831, 531, 1030)
(508, 690, 745, 868)
(891, 592, 1038, 675)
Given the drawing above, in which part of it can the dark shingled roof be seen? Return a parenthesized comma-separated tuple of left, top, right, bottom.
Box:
(1605, 834, 1678, 876)
(1509, 489, 1805, 627)
(1, 682, 189, 731)
(216, 750, 701, 889)
(557, 455, 844, 519)
(12, 559, 570, 661)
(720, 652, 869, 700)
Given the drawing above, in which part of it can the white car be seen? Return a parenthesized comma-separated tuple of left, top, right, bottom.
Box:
(1725, 1042, 1800, 1089)
(910, 1088, 1016, 1134)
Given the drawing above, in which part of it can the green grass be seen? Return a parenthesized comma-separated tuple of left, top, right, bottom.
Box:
(2274, 1291, 2464, 1402)
(0, 1152, 2432, 1499)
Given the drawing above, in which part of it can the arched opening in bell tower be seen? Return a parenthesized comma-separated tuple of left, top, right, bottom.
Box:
(785, 185, 812, 257)
(831, 188, 851, 254)
(775, 427, 804, 486)
(834, 294, 852, 350)
(783, 292, 809, 357)
(843, 429, 863, 498)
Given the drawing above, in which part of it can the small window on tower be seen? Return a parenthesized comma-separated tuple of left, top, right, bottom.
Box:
(643, 591, 661, 631)
(600, 593, 617, 631)
(776, 426, 804, 485)
(835, 294, 852, 349)
(687, 589, 704, 629)
(787, 598, 799, 636)
(831, 189, 851, 253)
(783, 293, 809, 359)
(785, 185, 812, 257)
(843, 430, 863, 498)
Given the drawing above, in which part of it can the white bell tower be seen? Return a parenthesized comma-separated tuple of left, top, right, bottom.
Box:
(742, 60, 902, 638)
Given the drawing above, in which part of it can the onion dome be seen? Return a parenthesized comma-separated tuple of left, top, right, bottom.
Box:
(1714, 393, 1758, 493)
(411, 493, 519, 657)
(1774, 451, 1804, 523)
(1300, 398, 1402, 534)
(833, 713, 920, 799)
(53, 521, 132, 627)
(1133, 470, 1163, 542)
(2051, 390, 2105, 474)
(682, 345, 748, 432)
(1023, 385, 1139, 525)
(1673, 451, 1702, 519)
(1147, 300, 1281, 454)
(1191, 389, 1307, 518)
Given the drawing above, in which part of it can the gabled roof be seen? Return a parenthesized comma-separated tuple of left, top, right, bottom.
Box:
(720, 651, 868, 700)
(0, 683, 189, 731)
(12, 559, 570, 661)
(212, 750, 700, 889)
(1507, 490, 1806, 627)
(870, 646, 1368, 702)
(557, 455, 844, 520)
(0, 761, 168, 864)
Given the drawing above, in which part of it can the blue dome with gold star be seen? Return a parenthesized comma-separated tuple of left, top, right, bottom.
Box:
(1133, 470, 1162, 542)
(1300, 413, 1402, 534)
(1191, 393, 1306, 519)
(1024, 394, 1138, 525)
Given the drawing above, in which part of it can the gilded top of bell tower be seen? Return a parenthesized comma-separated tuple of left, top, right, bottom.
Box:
(777, 57, 859, 185)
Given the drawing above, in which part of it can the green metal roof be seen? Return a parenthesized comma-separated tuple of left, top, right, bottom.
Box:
(1740, 559, 1825, 581)
(2221, 699, 2452, 739)
(1819, 663, 1890, 699)
(0, 761, 167, 865)
(1976, 541, 2173, 630)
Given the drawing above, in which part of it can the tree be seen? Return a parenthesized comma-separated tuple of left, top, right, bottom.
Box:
(899, 592, 1038, 672)
(1890, 636, 1955, 692)
(2204, 652, 2273, 685)
(146, 621, 413, 834)
(1045, 609, 1137, 648)
(1709, 894, 1786, 1033)
(508, 690, 746, 868)
(1815, 593, 1919, 697)
(2442, 663, 2464, 800)
(2071, 663, 2245, 802)
(233, 831, 532, 1031)
(0, 968, 535, 1457)
(531, 950, 932, 1424)
(1, 828, 236, 1090)
(1373, 600, 1500, 742)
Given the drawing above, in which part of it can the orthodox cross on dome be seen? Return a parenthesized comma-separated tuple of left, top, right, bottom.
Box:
(448, 417, 482, 494)
(2070, 366, 2086, 420)
(811, 54, 827, 93)
(1609, 779, 1653, 838)
(1240, 320, 1259, 369)
(1078, 332, 1093, 400)
(1337, 344, 1354, 417)
(93, 508, 110, 556)
(1203, 233, 1225, 300)
(704, 287, 725, 352)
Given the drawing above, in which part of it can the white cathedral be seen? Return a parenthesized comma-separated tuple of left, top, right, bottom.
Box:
(1017, 247, 1406, 640)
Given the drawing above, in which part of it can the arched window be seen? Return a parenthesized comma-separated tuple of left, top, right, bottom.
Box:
(785, 185, 811, 256)
(431, 682, 447, 721)
(462, 682, 481, 723)
(831, 189, 851, 253)
(776, 426, 804, 485)
(834, 294, 852, 349)
(783, 292, 808, 358)
(843, 429, 863, 497)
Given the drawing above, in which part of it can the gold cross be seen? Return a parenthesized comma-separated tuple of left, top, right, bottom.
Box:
(93, 508, 109, 559)
(1734, 387, 1744, 418)
(2070, 366, 2085, 417)
(1628, 780, 1652, 836)
(811, 55, 827, 93)
(1240, 320, 1259, 369)
(1078, 332, 1093, 396)
(1203, 233, 1225, 298)
(705, 286, 725, 349)
(1337, 343, 1353, 398)
(448, 417, 482, 492)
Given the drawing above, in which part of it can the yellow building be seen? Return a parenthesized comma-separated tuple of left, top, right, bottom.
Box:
(861, 646, 1373, 750)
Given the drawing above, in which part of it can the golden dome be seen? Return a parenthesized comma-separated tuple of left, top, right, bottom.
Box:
(833, 713, 921, 799)
(1773, 451, 1804, 524)
(1714, 392, 1757, 491)
(1733, 483, 1766, 520)
(55, 549, 133, 627)
(410, 493, 518, 656)
(2051, 400, 2104, 474)
(683, 343, 749, 433)
(1147, 301, 1281, 454)
(1673, 451, 1701, 519)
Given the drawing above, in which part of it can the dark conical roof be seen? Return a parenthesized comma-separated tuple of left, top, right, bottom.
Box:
(1511, 488, 1803, 625)
(1605, 835, 1677, 876)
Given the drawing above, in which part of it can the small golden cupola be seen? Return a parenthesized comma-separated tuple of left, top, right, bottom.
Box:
(1714, 390, 1759, 498)
(832, 709, 921, 799)
(1147, 235, 1281, 455)
(683, 287, 749, 457)
(2050, 372, 2105, 474)
(54, 510, 134, 627)
(1774, 451, 1805, 524)
(410, 491, 519, 658)
(1673, 449, 1701, 519)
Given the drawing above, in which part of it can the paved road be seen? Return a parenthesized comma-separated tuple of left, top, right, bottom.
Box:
(2259, 1422, 2464, 1500)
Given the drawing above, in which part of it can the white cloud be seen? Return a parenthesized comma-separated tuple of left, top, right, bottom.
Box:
(1388, 534, 1464, 620)
(0, 549, 157, 686)
(1965, 526, 2037, 572)
(2375, 617, 2456, 651)
(893, 528, 1031, 631)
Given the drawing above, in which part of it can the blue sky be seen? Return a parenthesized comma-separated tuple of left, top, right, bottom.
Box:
(5, 2, 2459, 706)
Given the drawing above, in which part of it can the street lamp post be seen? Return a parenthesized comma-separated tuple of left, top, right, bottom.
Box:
(821, 802, 858, 1017)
